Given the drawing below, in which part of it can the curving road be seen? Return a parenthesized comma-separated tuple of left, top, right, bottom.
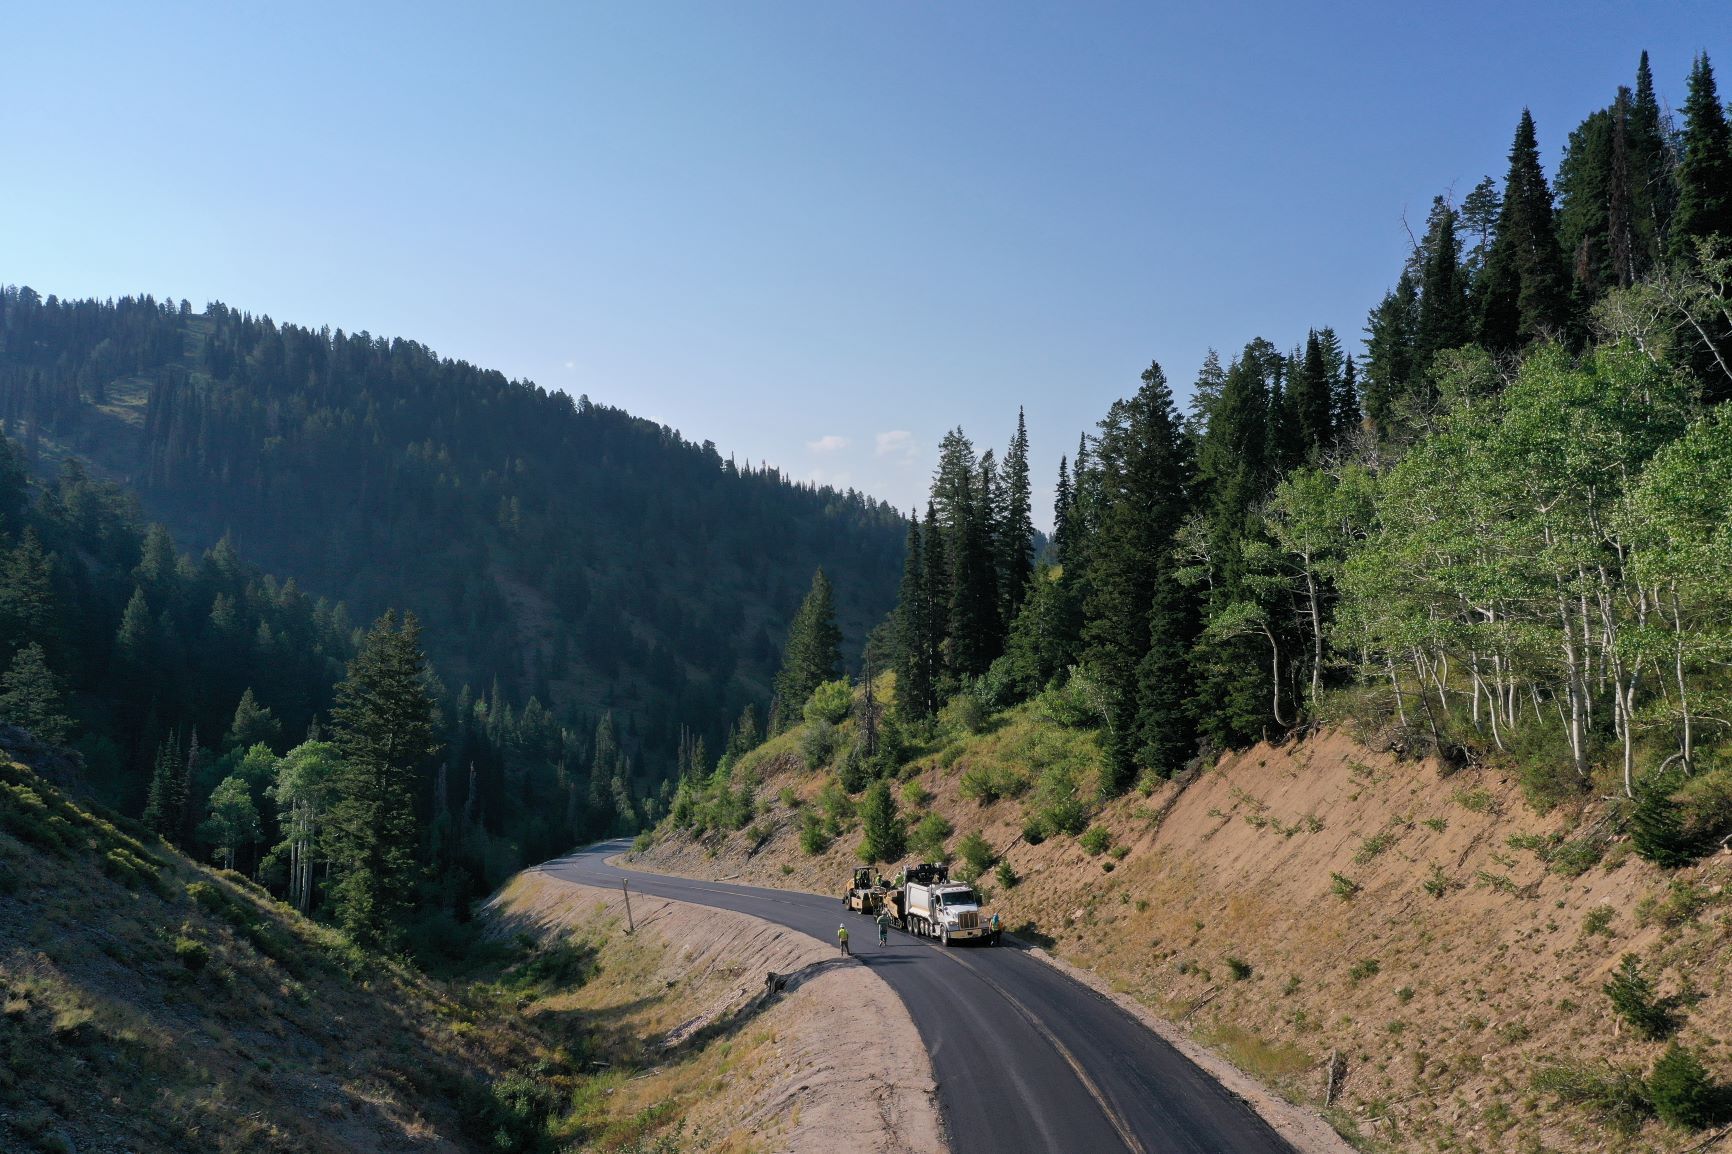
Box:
(539, 841, 1295, 1154)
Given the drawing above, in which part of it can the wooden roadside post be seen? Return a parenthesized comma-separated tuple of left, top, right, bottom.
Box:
(621, 878, 635, 933)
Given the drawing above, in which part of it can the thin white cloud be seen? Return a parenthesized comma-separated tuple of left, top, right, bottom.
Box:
(872, 426, 914, 453)
(807, 434, 849, 453)
(875, 429, 918, 462)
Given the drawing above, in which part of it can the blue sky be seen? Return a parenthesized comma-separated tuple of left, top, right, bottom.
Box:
(2, 2, 1723, 527)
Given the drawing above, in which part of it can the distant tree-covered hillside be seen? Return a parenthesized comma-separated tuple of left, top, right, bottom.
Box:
(0, 290, 907, 770)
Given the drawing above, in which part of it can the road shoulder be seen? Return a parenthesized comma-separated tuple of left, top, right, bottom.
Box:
(619, 848, 1352, 1154)
(491, 868, 946, 1154)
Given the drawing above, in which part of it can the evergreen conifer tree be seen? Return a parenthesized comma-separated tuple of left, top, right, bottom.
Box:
(1415, 198, 1472, 364)
(1051, 456, 1074, 568)
(1082, 361, 1195, 791)
(947, 473, 1001, 681)
(1334, 355, 1361, 439)
(1649, 1044, 1715, 1129)
(1629, 52, 1676, 270)
(858, 779, 905, 863)
(226, 687, 283, 752)
(0, 528, 57, 660)
(772, 570, 844, 730)
(1000, 409, 1035, 620)
(143, 730, 186, 843)
(1292, 330, 1336, 457)
(1672, 53, 1732, 259)
(1460, 176, 1502, 282)
(1631, 768, 1696, 867)
(0, 642, 71, 743)
(1363, 274, 1419, 436)
(325, 610, 441, 949)
(1183, 350, 1227, 443)
(920, 503, 952, 697)
(1478, 110, 1570, 349)
(893, 518, 936, 720)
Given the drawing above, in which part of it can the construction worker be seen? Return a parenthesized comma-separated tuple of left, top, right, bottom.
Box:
(876, 910, 892, 947)
(989, 911, 1002, 945)
(837, 923, 850, 956)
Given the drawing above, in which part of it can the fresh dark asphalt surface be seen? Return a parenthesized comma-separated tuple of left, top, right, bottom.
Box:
(540, 841, 1295, 1154)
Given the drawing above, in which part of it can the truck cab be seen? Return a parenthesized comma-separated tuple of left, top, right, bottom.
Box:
(903, 878, 990, 945)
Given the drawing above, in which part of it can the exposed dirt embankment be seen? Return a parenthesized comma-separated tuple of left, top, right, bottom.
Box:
(488, 871, 944, 1154)
(634, 729, 1732, 1154)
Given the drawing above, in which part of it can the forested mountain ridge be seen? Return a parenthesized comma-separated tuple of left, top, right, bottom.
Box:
(0, 290, 906, 766)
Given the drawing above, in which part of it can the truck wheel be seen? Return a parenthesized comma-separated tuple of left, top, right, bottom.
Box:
(940, 927, 950, 947)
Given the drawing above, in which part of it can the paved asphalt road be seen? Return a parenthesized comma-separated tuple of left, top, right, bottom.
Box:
(539, 841, 1296, 1154)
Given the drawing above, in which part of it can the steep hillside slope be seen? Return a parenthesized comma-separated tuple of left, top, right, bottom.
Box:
(634, 709, 1732, 1154)
(0, 287, 905, 767)
(0, 752, 568, 1153)
(0, 741, 945, 1153)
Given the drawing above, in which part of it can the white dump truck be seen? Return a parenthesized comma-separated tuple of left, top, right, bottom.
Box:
(886, 861, 995, 945)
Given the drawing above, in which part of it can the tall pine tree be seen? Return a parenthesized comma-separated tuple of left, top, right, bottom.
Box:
(1000, 409, 1036, 621)
(1415, 197, 1472, 364)
(1477, 109, 1570, 350)
(1672, 52, 1732, 259)
(771, 570, 844, 730)
(325, 610, 441, 949)
(1082, 361, 1195, 791)
(893, 517, 937, 720)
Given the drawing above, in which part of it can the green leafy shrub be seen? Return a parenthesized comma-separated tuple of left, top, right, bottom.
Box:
(1649, 1043, 1717, 1129)
(1636, 879, 1712, 928)
(900, 780, 932, 808)
(1582, 905, 1616, 936)
(941, 689, 991, 736)
(1603, 954, 1679, 1040)
(956, 832, 995, 877)
(174, 934, 210, 973)
(819, 779, 854, 831)
(509, 941, 599, 990)
(910, 813, 953, 861)
(1225, 956, 1252, 981)
(1348, 958, 1380, 982)
(1035, 672, 1105, 728)
(1079, 826, 1111, 856)
(1354, 831, 1395, 863)
(1331, 872, 1361, 899)
(804, 679, 854, 726)
(1531, 1060, 1653, 1133)
(799, 812, 830, 855)
(779, 787, 800, 809)
(1422, 865, 1451, 898)
(958, 762, 1028, 805)
(838, 741, 872, 793)
(1021, 818, 1046, 845)
(802, 720, 840, 773)
(1549, 837, 1603, 877)
(1675, 766, 1732, 847)
(463, 1072, 557, 1154)
(1451, 788, 1497, 814)
(994, 861, 1019, 888)
(1031, 762, 1088, 837)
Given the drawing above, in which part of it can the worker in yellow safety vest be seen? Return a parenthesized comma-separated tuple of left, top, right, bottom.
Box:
(837, 923, 850, 956)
